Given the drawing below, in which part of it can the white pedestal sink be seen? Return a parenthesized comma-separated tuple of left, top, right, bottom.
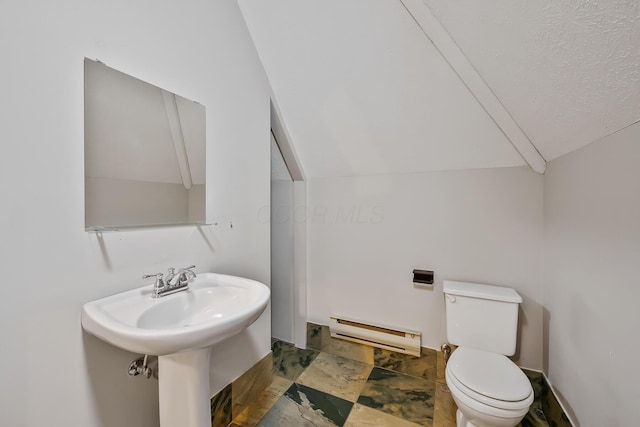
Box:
(81, 273, 270, 427)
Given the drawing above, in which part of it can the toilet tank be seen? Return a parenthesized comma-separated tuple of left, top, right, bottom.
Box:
(443, 281, 522, 356)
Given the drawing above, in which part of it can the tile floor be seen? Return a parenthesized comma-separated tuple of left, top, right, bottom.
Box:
(227, 339, 557, 427)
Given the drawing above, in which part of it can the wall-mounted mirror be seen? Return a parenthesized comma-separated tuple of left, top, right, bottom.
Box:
(84, 59, 206, 231)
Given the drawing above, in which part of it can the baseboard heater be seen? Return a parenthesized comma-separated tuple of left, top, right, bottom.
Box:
(329, 316, 421, 357)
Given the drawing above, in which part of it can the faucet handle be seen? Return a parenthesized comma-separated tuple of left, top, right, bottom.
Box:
(142, 273, 165, 289)
(177, 265, 196, 281)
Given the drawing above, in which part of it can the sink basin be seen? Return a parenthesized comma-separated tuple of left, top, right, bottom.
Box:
(82, 272, 270, 427)
(82, 273, 270, 355)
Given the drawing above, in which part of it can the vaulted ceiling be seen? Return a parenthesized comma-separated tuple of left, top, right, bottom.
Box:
(423, 0, 640, 161)
(239, 0, 640, 178)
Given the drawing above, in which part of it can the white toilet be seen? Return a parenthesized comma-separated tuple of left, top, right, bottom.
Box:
(443, 280, 533, 427)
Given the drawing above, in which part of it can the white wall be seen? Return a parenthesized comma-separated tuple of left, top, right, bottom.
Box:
(307, 166, 544, 369)
(0, 1, 271, 426)
(544, 121, 640, 426)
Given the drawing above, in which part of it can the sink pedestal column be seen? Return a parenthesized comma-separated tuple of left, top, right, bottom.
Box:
(158, 347, 212, 427)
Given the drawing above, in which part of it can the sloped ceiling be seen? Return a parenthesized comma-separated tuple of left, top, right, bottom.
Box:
(238, 0, 639, 177)
(424, 0, 640, 161)
(239, 0, 526, 178)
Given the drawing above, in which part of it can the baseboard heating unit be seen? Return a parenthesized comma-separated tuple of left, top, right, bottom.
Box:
(329, 316, 421, 357)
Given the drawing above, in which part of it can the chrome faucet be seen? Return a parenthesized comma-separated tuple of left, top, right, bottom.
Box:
(165, 267, 177, 285)
(168, 265, 196, 287)
(143, 265, 196, 298)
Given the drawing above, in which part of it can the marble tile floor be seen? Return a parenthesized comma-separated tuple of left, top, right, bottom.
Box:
(229, 339, 554, 427)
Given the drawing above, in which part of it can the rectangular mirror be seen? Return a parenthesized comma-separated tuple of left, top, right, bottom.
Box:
(84, 59, 206, 231)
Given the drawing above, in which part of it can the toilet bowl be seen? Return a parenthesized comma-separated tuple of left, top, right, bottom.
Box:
(445, 347, 533, 427)
(443, 280, 533, 427)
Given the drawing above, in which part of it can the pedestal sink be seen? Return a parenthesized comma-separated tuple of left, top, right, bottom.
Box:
(81, 273, 270, 427)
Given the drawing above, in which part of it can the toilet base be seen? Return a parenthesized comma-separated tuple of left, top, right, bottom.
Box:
(457, 409, 480, 427)
(455, 406, 526, 427)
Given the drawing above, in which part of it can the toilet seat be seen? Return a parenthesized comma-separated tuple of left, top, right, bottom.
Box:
(446, 347, 533, 411)
(446, 371, 531, 423)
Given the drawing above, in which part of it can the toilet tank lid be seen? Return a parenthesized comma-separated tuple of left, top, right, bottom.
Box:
(443, 281, 522, 303)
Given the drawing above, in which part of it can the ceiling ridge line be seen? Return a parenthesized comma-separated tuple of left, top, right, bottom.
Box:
(399, 0, 547, 174)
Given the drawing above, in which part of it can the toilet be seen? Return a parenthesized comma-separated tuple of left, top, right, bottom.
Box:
(443, 280, 533, 427)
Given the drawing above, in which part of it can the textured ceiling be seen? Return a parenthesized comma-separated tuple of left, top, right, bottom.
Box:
(424, 0, 640, 161)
